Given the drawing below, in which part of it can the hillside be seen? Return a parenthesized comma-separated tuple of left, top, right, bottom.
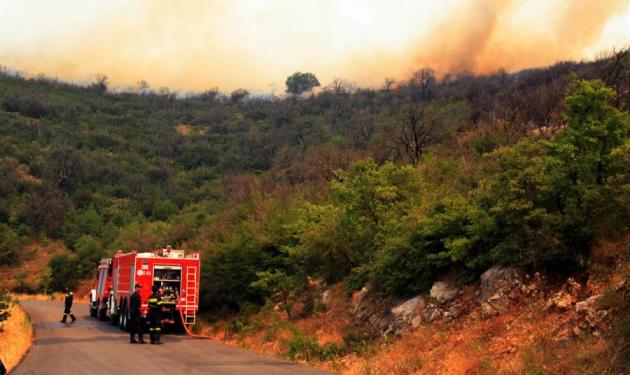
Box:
(0, 50, 629, 373)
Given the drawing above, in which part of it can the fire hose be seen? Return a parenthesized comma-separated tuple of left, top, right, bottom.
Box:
(178, 308, 213, 339)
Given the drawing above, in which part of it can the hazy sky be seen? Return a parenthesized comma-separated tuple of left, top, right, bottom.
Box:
(1, 0, 629, 92)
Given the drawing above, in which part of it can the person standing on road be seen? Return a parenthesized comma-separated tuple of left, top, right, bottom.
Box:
(129, 283, 146, 344)
(147, 285, 163, 344)
(59, 287, 76, 324)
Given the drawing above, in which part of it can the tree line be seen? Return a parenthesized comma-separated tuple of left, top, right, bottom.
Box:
(0, 51, 627, 315)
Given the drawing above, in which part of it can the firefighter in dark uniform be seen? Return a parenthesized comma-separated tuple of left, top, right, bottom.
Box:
(147, 285, 163, 344)
(129, 283, 146, 344)
(59, 287, 76, 323)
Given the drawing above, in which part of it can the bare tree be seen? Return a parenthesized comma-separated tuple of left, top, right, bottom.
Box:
(325, 78, 353, 95)
(50, 146, 86, 189)
(390, 106, 436, 165)
(136, 80, 151, 95)
(383, 78, 396, 92)
(604, 48, 629, 110)
(408, 68, 437, 102)
(91, 73, 109, 92)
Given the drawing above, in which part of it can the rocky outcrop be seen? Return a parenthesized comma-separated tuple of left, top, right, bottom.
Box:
(321, 289, 332, 306)
(423, 281, 467, 323)
(545, 278, 582, 312)
(574, 295, 606, 331)
(352, 287, 396, 334)
(478, 267, 522, 318)
(572, 280, 627, 335)
(391, 296, 425, 326)
(430, 281, 459, 304)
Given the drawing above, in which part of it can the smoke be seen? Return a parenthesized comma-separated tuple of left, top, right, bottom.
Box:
(420, 0, 629, 75)
(0, 0, 627, 92)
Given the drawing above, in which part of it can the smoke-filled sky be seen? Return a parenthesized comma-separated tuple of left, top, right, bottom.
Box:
(1, 0, 629, 92)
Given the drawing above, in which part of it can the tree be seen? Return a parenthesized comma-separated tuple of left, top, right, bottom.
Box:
(0, 224, 22, 265)
(136, 80, 151, 95)
(324, 78, 351, 95)
(287, 160, 420, 283)
(38, 266, 53, 294)
(390, 106, 436, 165)
(383, 78, 395, 92)
(152, 200, 177, 220)
(91, 73, 108, 92)
(50, 147, 87, 189)
(285, 72, 320, 95)
(408, 68, 436, 102)
(481, 80, 629, 272)
(250, 270, 298, 320)
(75, 235, 104, 278)
(48, 254, 79, 291)
(19, 185, 72, 236)
(230, 88, 249, 103)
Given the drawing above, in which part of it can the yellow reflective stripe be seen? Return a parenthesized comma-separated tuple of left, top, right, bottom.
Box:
(69, 292, 73, 295)
(157, 301, 163, 305)
(149, 328, 155, 331)
(148, 298, 158, 302)
(155, 328, 161, 331)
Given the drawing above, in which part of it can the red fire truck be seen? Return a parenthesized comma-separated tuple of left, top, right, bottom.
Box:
(89, 258, 113, 321)
(89, 246, 201, 330)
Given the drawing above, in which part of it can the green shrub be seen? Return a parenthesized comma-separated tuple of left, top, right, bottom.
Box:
(0, 224, 22, 265)
(0, 291, 11, 333)
(47, 254, 79, 291)
(285, 329, 347, 362)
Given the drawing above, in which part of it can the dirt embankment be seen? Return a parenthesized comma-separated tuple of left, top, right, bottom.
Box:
(0, 302, 33, 373)
(0, 239, 69, 292)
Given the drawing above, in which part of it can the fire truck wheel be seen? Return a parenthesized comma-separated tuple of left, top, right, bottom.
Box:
(123, 315, 131, 332)
(119, 302, 128, 331)
(98, 307, 107, 321)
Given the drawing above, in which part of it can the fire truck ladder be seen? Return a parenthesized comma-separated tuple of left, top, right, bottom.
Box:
(183, 266, 197, 325)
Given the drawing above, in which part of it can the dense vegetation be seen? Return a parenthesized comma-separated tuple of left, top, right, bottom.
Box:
(0, 50, 628, 314)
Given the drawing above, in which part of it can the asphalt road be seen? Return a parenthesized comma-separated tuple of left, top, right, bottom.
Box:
(14, 300, 329, 375)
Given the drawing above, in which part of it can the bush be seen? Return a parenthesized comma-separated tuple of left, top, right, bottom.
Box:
(152, 200, 177, 220)
(1, 96, 49, 117)
(47, 254, 79, 291)
(75, 235, 104, 278)
(285, 329, 347, 362)
(0, 224, 23, 266)
(0, 291, 11, 333)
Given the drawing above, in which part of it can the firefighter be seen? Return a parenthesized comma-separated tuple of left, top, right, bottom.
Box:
(147, 285, 163, 344)
(59, 287, 76, 324)
(129, 283, 146, 344)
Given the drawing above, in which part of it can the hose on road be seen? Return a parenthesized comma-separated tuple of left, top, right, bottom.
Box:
(178, 309, 213, 340)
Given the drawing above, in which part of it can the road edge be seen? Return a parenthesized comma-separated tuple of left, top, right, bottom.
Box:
(1, 301, 33, 374)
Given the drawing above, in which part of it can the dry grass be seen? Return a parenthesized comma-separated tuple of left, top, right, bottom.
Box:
(175, 123, 192, 135)
(0, 239, 69, 292)
(13, 293, 63, 301)
(13, 293, 88, 303)
(0, 302, 33, 373)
